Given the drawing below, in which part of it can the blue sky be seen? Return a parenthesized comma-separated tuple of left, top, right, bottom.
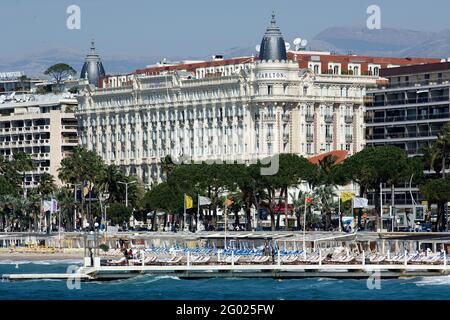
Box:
(2, 0, 450, 59)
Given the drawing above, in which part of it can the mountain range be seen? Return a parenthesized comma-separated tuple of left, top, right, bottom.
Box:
(2, 26, 450, 78)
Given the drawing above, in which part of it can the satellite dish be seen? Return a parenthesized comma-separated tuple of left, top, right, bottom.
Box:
(285, 42, 291, 51)
(255, 44, 261, 53)
(301, 39, 308, 47)
(293, 38, 302, 51)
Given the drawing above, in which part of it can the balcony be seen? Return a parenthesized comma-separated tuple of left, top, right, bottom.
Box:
(283, 133, 289, 142)
(306, 133, 314, 142)
(305, 114, 314, 122)
(366, 130, 440, 141)
(365, 112, 450, 124)
(324, 115, 333, 123)
(366, 95, 449, 107)
(344, 115, 353, 123)
(325, 135, 333, 142)
(345, 134, 353, 142)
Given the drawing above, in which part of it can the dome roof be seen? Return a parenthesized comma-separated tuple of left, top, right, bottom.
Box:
(259, 12, 287, 62)
(80, 40, 105, 87)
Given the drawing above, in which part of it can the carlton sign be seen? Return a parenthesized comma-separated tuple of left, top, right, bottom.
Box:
(256, 71, 287, 80)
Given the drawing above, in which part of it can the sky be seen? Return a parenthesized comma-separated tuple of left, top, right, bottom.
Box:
(2, 0, 450, 59)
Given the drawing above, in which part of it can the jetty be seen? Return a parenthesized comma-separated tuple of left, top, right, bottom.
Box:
(2, 231, 450, 281)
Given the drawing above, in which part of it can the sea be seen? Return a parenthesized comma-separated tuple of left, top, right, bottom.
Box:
(0, 261, 449, 300)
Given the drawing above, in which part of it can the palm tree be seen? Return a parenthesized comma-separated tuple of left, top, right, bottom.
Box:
(313, 185, 338, 230)
(11, 152, 36, 193)
(161, 155, 176, 180)
(424, 123, 450, 178)
(36, 173, 57, 232)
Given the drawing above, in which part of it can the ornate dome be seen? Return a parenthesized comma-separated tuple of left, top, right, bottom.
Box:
(259, 12, 287, 62)
(80, 40, 105, 87)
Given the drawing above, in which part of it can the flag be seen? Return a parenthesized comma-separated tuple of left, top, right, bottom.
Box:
(198, 196, 211, 206)
(42, 200, 52, 212)
(340, 192, 355, 202)
(51, 199, 58, 213)
(185, 195, 193, 209)
(353, 197, 369, 208)
(224, 198, 234, 206)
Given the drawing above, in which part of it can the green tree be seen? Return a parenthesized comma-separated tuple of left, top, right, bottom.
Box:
(106, 203, 133, 226)
(44, 63, 76, 92)
(58, 147, 106, 225)
(143, 182, 183, 231)
(313, 185, 338, 230)
(338, 146, 423, 230)
(421, 178, 450, 231)
(37, 173, 57, 198)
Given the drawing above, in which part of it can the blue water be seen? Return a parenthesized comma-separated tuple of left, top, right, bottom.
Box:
(0, 261, 449, 300)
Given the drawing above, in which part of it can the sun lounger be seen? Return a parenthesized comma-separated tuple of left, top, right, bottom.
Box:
(160, 256, 183, 265)
(107, 257, 127, 266)
(191, 256, 211, 264)
(224, 256, 240, 264)
(281, 255, 298, 264)
(251, 256, 270, 264)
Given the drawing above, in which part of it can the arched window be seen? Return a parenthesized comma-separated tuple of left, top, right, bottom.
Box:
(314, 65, 319, 74)
(334, 66, 340, 75)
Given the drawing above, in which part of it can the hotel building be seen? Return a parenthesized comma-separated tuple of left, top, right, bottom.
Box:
(0, 93, 78, 187)
(76, 14, 439, 185)
(365, 61, 450, 228)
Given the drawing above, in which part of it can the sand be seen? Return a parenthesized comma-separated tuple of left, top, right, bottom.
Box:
(0, 252, 84, 262)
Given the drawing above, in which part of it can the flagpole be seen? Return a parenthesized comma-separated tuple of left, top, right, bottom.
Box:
(183, 193, 186, 232)
(197, 195, 200, 232)
(338, 196, 342, 232)
(303, 195, 307, 253)
(224, 204, 228, 250)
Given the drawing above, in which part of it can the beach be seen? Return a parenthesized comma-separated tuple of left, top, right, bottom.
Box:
(0, 252, 84, 262)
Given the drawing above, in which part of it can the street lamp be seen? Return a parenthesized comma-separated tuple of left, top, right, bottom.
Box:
(117, 181, 137, 208)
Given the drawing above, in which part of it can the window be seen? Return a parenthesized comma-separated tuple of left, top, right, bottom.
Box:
(334, 66, 340, 75)
(313, 65, 320, 74)
(268, 85, 273, 95)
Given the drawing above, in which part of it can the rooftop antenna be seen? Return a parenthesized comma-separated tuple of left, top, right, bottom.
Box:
(293, 38, 302, 51)
(300, 39, 308, 48)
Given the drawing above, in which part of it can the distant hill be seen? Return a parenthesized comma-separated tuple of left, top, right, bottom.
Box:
(2, 26, 450, 77)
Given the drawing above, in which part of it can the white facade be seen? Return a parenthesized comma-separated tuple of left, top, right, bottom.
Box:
(76, 58, 380, 184)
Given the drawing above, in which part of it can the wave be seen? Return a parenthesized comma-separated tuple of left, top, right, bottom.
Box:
(142, 275, 181, 283)
(414, 275, 450, 286)
(0, 259, 82, 265)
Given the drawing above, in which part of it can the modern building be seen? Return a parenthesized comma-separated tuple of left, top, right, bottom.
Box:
(76, 14, 439, 185)
(0, 93, 78, 187)
(0, 71, 42, 94)
(365, 61, 450, 229)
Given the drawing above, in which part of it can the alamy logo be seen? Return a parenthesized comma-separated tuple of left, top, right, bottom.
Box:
(66, 5, 81, 30)
(366, 270, 381, 290)
(66, 265, 82, 290)
(366, 5, 381, 30)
